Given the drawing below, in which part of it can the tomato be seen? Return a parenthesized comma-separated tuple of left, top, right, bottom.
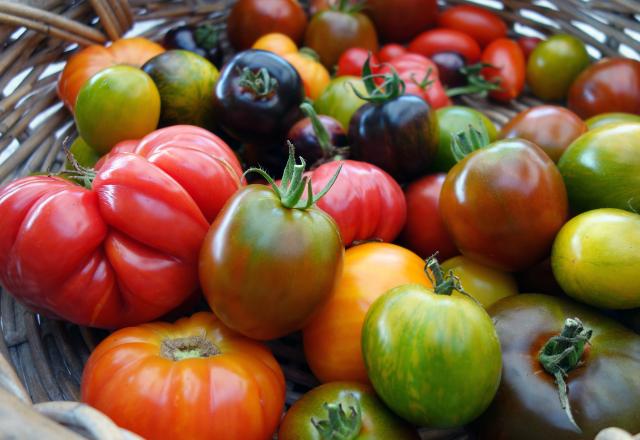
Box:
(500, 105, 587, 162)
(283, 50, 331, 100)
(441, 255, 518, 308)
(438, 4, 507, 48)
(75, 66, 160, 154)
(81, 312, 285, 440)
(558, 122, 640, 213)
(586, 112, 640, 130)
(440, 139, 568, 272)
(568, 57, 640, 119)
(279, 382, 419, 439)
(366, 0, 438, 43)
(252, 32, 298, 56)
(362, 258, 502, 428)
(399, 174, 457, 260)
(551, 208, 640, 309)
(303, 243, 431, 383)
(163, 23, 223, 68)
(57, 37, 164, 112)
(142, 50, 219, 129)
(517, 36, 542, 60)
(526, 34, 590, 101)
(0, 126, 241, 328)
(226, 0, 306, 50)
(481, 38, 525, 102)
(336, 48, 380, 77)
(377, 43, 406, 62)
(432, 105, 497, 172)
(314, 76, 367, 130)
(199, 148, 343, 340)
(478, 294, 640, 439)
(408, 28, 481, 63)
(66, 137, 100, 169)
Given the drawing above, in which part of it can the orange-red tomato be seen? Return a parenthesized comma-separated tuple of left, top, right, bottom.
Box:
(252, 32, 298, 57)
(81, 312, 286, 440)
(303, 243, 431, 383)
(57, 37, 165, 112)
(481, 38, 525, 102)
(438, 4, 507, 48)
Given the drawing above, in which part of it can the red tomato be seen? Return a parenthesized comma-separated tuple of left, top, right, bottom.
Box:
(399, 174, 458, 260)
(310, 160, 406, 247)
(0, 126, 242, 328)
(438, 4, 508, 48)
(408, 29, 481, 63)
(336, 48, 380, 77)
(366, 0, 438, 43)
(378, 44, 407, 63)
(481, 38, 525, 102)
(518, 36, 543, 60)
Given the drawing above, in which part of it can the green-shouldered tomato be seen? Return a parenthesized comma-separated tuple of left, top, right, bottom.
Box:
(586, 112, 640, 130)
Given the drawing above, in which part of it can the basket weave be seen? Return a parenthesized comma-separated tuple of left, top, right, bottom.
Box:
(0, 0, 638, 438)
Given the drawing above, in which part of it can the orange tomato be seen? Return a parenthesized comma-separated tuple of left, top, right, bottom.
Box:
(302, 243, 431, 383)
(57, 37, 165, 112)
(81, 312, 285, 440)
(253, 32, 298, 56)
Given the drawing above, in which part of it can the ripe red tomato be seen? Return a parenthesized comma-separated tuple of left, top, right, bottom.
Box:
(378, 43, 407, 62)
(366, 0, 438, 43)
(518, 36, 543, 60)
(438, 4, 508, 48)
(336, 48, 380, 77)
(481, 38, 525, 102)
(408, 29, 481, 63)
(400, 173, 458, 260)
(81, 312, 286, 440)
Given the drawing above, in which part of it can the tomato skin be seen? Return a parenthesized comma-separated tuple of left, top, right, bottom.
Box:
(517, 36, 542, 60)
(366, 0, 438, 43)
(408, 29, 481, 63)
(310, 160, 406, 247)
(440, 139, 569, 272)
(500, 105, 587, 163)
(478, 294, 640, 440)
(287, 115, 348, 165)
(586, 112, 640, 130)
(481, 38, 525, 102)
(399, 174, 458, 260)
(314, 76, 367, 130)
(377, 44, 407, 63)
(303, 243, 431, 383)
(336, 48, 380, 77)
(81, 312, 285, 440)
(557, 122, 640, 213)
(200, 185, 343, 340)
(438, 4, 507, 48)
(283, 51, 331, 100)
(252, 32, 299, 56)
(362, 283, 502, 428)
(568, 57, 640, 119)
(279, 382, 419, 439)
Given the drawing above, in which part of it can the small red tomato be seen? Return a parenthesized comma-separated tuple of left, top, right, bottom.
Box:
(408, 29, 481, 63)
(481, 38, 525, 102)
(400, 173, 458, 260)
(378, 44, 407, 63)
(336, 48, 380, 77)
(517, 36, 543, 60)
(366, 0, 438, 43)
(438, 4, 508, 48)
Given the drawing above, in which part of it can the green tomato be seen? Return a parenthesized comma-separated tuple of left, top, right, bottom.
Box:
(558, 122, 640, 213)
(75, 65, 160, 154)
(362, 271, 502, 428)
(432, 106, 497, 172)
(314, 76, 367, 130)
(64, 136, 100, 169)
(527, 34, 590, 101)
(586, 112, 640, 130)
(142, 50, 219, 129)
(551, 208, 640, 309)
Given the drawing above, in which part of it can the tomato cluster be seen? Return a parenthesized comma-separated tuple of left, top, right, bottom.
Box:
(1, 1, 640, 439)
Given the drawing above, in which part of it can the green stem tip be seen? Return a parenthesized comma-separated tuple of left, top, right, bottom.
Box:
(311, 399, 362, 440)
(450, 124, 491, 162)
(424, 254, 481, 305)
(237, 66, 278, 98)
(446, 62, 502, 98)
(350, 55, 405, 104)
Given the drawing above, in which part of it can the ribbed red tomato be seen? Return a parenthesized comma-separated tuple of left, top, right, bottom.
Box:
(438, 4, 508, 48)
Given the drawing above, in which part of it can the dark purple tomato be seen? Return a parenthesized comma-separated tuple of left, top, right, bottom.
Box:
(287, 114, 347, 165)
(431, 51, 466, 87)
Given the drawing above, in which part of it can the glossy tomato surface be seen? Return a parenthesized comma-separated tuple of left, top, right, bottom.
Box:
(586, 112, 640, 130)
(314, 76, 367, 130)
(81, 312, 286, 440)
(408, 29, 481, 63)
(337, 48, 380, 77)
(481, 38, 525, 102)
(366, 0, 438, 43)
(437, 4, 507, 47)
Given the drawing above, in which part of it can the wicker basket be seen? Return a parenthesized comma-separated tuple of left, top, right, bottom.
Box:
(0, 0, 638, 438)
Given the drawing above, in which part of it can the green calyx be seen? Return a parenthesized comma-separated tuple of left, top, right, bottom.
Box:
(299, 47, 321, 62)
(237, 66, 278, 98)
(539, 317, 592, 432)
(451, 124, 491, 162)
(446, 62, 502, 98)
(59, 145, 97, 189)
(350, 55, 405, 104)
(311, 400, 362, 440)
(244, 142, 342, 209)
(300, 102, 348, 164)
(332, 0, 364, 14)
(424, 254, 481, 305)
(193, 23, 218, 50)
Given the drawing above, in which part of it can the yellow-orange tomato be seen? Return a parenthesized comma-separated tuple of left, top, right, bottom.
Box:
(302, 242, 431, 383)
(253, 33, 298, 56)
(283, 51, 330, 99)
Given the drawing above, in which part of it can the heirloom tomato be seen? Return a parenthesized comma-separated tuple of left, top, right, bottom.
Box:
(558, 122, 640, 213)
(586, 112, 640, 130)
(279, 382, 419, 440)
(81, 312, 285, 440)
(517, 36, 542, 60)
(314, 76, 367, 130)
(377, 44, 407, 62)
(478, 294, 640, 439)
(440, 138, 568, 272)
(163, 23, 223, 68)
(336, 48, 380, 77)
(200, 146, 343, 340)
(438, 4, 507, 48)
(366, 0, 438, 43)
(408, 29, 481, 63)
(252, 32, 298, 56)
(0, 126, 242, 328)
(362, 257, 502, 428)
(57, 37, 164, 112)
(399, 174, 457, 260)
(552, 208, 640, 309)
(303, 243, 431, 383)
(481, 38, 525, 102)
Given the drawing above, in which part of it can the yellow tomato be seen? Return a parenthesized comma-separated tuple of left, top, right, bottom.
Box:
(283, 50, 330, 100)
(252, 33, 298, 56)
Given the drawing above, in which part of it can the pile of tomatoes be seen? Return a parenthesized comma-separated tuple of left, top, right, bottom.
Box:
(0, 0, 639, 439)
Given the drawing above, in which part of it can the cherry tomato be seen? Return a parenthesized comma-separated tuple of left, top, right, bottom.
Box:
(378, 44, 407, 62)
(438, 4, 508, 48)
(481, 38, 525, 102)
(408, 29, 481, 63)
(366, 0, 438, 43)
(517, 36, 543, 60)
(336, 48, 380, 77)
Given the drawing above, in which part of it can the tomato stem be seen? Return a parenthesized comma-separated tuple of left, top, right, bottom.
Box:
(300, 103, 349, 165)
(425, 255, 481, 305)
(59, 145, 96, 189)
(445, 62, 501, 98)
(160, 335, 220, 361)
(538, 317, 592, 432)
(193, 23, 218, 51)
(238, 66, 278, 98)
(311, 399, 362, 440)
(450, 125, 491, 162)
(350, 55, 405, 104)
(332, 0, 364, 13)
